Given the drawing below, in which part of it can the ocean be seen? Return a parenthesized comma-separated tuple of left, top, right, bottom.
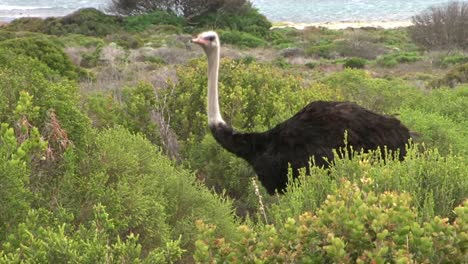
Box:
(0, 0, 463, 23)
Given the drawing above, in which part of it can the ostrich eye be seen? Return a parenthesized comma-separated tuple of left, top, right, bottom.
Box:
(206, 36, 215, 41)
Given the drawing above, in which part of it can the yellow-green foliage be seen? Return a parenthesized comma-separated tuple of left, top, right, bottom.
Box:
(1, 206, 185, 263)
(324, 69, 418, 113)
(195, 179, 467, 263)
(59, 128, 238, 253)
(0, 36, 81, 79)
(0, 49, 90, 147)
(0, 122, 46, 241)
(168, 58, 339, 141)
(272, 146, 467, 222)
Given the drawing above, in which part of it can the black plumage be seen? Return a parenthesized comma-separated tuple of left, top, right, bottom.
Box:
(210, 101, 410, 194)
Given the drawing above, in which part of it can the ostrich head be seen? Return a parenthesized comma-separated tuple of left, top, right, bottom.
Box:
(191, 31, 220, 55)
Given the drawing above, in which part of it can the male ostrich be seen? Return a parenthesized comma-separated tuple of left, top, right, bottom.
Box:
(192, 31, 410, 195)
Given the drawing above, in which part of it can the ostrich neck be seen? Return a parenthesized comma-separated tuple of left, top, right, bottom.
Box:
(207, 47, 225, 126)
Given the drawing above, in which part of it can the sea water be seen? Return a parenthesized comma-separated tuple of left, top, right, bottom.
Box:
(0, 0, 463, 22)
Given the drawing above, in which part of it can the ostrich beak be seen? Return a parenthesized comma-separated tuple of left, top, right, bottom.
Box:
(191, 36, 208, 46)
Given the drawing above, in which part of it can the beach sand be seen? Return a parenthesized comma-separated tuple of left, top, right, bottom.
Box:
(272, 20, 413, 30)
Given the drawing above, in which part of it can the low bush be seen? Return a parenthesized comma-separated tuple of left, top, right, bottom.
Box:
(195, 179, 467, 263)
(4, 17, 47, 32)
(439, 54, 468, 67)
(220, 30, 267, 48)
(190, 8, 272, 38)
(46, 8, 123, 36)
(343, 57, 367, 69)
(0, 36, 82, 80)
(376, 51, 423, 67)
(324, 69, 418, 113)
(59, 127, 239, 253)
(123, 10, 185, 32)
(106, 32, 143, 49)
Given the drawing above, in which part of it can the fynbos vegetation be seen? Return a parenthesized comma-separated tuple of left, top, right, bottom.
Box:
(0, 1, 467, 262)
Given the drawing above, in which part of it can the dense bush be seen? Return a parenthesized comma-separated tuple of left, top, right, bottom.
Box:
(343, 57, 367, 69)
(123, 10, 185, 32)
(195, 179, 467, 263)
(324, 69, 418, 113)
(376, 51, 423, 67)
(0, 48, 91, 147)
(410, 1, 468, 49)
(191, 8, 272, 38)
(59, 127, 238, 253)
(6, 9, 123, 37)
(220, 30, 267, 48)
(46, 8, 123, 37)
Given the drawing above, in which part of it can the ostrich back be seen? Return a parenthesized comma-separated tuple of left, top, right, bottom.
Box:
(210, 101, 410, 194)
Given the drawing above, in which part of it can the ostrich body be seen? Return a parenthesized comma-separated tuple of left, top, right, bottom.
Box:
(192, 31, 411, 194)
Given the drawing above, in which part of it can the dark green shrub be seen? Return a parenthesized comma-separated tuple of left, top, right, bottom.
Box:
(123, 10, 185, 32)
(305, 61, 318, 69)
(440, 54, 468, 67)
(191, 8, 272, 38)
(106, 32, 143, 49)
(46, 8, 123, 36)
(0, 36, 81, 79)
(219, 30, 267, 48)
(343, 57, 367, 69)
(4, 17, 47, 32)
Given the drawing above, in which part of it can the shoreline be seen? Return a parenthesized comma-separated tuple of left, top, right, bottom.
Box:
(272, 20, 413, 30)
(0, 15, 413, 31)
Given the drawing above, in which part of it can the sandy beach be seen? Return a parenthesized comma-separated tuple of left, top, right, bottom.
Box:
(272, 20, 413, 30)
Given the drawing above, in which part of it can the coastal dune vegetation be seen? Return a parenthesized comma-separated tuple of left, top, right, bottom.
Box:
(0, 0, 467, 262)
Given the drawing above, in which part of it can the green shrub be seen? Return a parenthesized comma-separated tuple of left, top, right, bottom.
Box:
(440, 54, 468, 67)
(400, 109, 467, 155)
(0, 206, 185, 263)
(191, 8, 272, 38)
(106, 32, 143, 49)
(59, 127, 238, 253)
(219, 30, 267, 48)
(123, 10, 185, 32)
(4, 17, 47, 32)
(0, 36, 81, 79)
(324, 69, 418, 113)
(0, 48, 91, 148)
(376, 51, 423, 67)
(0, 121, 46, 241)
(195, 179, 467, 263)
(46, 8, 123, 36)
(271, 146, 467, 222)
(343, 57, 367, 69)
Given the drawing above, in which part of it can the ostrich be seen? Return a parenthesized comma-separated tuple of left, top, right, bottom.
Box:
(191, 31, 411, 195)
